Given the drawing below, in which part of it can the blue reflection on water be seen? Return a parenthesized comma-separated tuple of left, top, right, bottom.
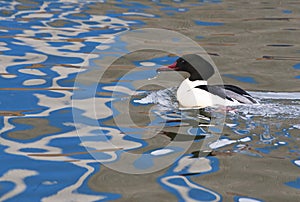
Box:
(293, 63, 300, 70)
(282, 9, 292, 14)
(285, 160, 300, 189)
(0, 145, 90, 202)
(1, 0, 299, 201)
(195, 20, 224, 26)
(0, 0, 141, 200)
(234, 196, 264, 202)
(285, 178, 300, 189)
(223, 74, 257, 84)
(159, 155, 222, 201)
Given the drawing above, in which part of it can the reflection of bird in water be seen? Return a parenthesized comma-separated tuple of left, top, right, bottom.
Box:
(158, 54, 258, 108)
(162, 108, 213, 140)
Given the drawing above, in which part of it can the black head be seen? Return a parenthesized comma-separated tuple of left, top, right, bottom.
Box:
(167, 54, 215, 81)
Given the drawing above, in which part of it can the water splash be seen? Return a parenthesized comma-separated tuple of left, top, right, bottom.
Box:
(135, 88, 300, 158)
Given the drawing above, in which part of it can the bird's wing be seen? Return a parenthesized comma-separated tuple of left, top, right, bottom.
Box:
(195, 85, 257, 104)
(195, 85, 229, 100)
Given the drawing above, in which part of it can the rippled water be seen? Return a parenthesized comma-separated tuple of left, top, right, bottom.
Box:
(1, 0, 300, 201)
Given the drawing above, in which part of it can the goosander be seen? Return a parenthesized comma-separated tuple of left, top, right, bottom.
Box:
(160, 54, 258, 108)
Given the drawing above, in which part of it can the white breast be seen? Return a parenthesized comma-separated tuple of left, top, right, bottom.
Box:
(176, 79, 229, 108)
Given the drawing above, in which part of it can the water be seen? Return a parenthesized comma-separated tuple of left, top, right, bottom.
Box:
(0, 0, 300, 201)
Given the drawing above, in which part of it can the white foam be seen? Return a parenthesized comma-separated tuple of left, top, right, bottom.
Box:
(209, 136, 252, 149)
(123, 12, 155, 18)
(236, 144, 246, 148)
(226, 123, 237, 128)
(238, 198, 262, 202)
(209, 139, 236, 149)
(178, 8, 187, 12)
(133, 87, 178, 109)
(250, 91, 300, 100)
(151, 148, 174, 156)
(293, 124, 300, 129)
(294, 160, 300, 167)
(239, 137, 251, 142)
(235, 101, 300, 119)
(42, 181, 58, 185)
(139, 62, 156, 67)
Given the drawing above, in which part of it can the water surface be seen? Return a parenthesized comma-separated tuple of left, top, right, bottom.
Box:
(0, 0, 300, 201)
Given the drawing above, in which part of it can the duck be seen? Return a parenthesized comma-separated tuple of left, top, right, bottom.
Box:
(158, 54, 258, 108)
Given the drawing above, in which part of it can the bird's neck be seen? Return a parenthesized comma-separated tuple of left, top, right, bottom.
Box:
(184, 78, 208, 87)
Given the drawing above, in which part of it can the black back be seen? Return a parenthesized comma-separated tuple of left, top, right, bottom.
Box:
(223, 85, 252, 96)
(195, 84, 257, 104)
